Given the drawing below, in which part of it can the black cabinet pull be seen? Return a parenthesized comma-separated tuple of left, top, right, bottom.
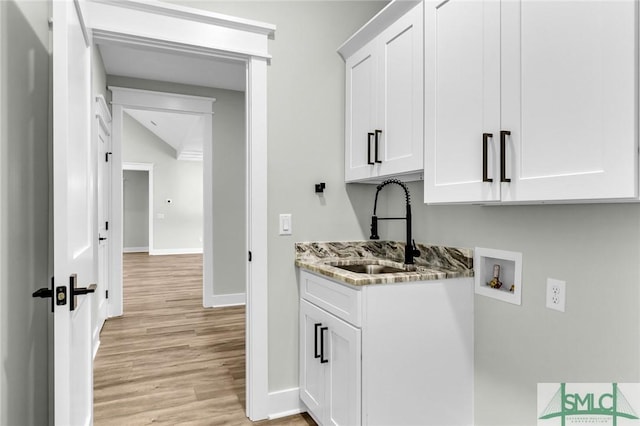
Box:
(482, 133, 493, 182)
(374, 129, 382, 163)
(314, 323, 322, 359)
(320, 326, 329, 363)
(367, 133, 374, 165)
(500, 130, 511, 183)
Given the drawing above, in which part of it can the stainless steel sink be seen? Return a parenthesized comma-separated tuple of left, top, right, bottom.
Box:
(332, 263, 406, 274)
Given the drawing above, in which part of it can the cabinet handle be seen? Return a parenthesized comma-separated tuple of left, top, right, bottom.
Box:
(367, 133, 374, 165)
(500, 130, 511, 183)
(374, 129, 382, 163)
(314, 323, 322, 359)
(482, 133, 493, 183)
(320, 326, 329, 364)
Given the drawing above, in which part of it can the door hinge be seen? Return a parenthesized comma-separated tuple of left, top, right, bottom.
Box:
(248, 251, 252, 262)
(105, 221, 109, 231)
(105, 152, 112, 162)
(106, 290, 109, 299)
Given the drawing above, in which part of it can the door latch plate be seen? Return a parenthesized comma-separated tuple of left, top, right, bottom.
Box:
(56, 286, 67, 306)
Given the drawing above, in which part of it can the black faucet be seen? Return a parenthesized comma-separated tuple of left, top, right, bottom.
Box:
(369, 178, 421, 265)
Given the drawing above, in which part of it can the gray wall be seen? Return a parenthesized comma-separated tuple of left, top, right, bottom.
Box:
(122, 112, 203, 251)
(169, 0, 388, 391)
(374, 180, 640, 425)
(111, 77, 246, 295)
(172, 2, 640, 423)
(123, 170, 150, 250)
(7, 1, 632, 425)
(0, 1, 50, 425)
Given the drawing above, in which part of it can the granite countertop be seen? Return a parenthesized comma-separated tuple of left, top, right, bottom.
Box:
(295, 241, 474, 286)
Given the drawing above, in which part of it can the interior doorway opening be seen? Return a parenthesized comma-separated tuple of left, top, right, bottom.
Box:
(122, 167, 152, 254)
(85, 0, 274, 417)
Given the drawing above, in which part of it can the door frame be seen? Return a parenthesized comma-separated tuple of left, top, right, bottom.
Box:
(84, 1, 273, 419)
(121, 163, 153, 255)
(112, 88, 215, 314)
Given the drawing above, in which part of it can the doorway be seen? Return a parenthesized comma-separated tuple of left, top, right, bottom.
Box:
(86, 1, 273, 418)
(110, 88, 216, 313)
(122, 168, 151, 254)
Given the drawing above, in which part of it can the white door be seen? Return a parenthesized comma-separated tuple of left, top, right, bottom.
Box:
(299, 300, 326, 421)
(345, 40, 378, 182)
(424, 0, 501, 203)
(377, 2, 423, 178)
(53, 0, 95, 424)
(324, 312, 361, 426)
(501, 0, 637, 202)
(95, 95, 112, 349)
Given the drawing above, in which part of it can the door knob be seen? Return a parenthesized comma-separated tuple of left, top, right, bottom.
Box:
(33, 277, 67, 312)
(69, 274, 96, 311)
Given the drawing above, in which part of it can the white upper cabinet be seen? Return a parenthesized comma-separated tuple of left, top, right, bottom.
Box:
(341, 1, 423, 183)
(425, 0, 638, 204)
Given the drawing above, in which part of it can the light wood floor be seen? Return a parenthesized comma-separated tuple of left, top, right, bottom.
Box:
(94, 253, 315, 425)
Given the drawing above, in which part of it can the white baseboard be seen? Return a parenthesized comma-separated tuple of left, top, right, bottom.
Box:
(211, 293, 246, 307)
(268, 387, 304, 420)
(149, 248, 203, 255)
(123, 246, 149, 253)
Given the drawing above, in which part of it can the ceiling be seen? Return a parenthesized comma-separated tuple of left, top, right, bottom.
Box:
(99, 43, 246, 91)
(125, 109, 205, 161)
(98, 43, 245, 158)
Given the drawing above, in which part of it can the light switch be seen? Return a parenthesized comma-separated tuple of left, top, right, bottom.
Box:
(279, 214, 292, 235)
(157, 213, 165, 220)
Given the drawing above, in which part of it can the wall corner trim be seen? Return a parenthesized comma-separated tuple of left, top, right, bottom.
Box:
(268, 387, 305, 420)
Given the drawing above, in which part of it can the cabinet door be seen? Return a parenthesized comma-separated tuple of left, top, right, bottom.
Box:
(345, 40, 378, 182)
(501, 0, 637, 202)
(324, 311, 361, 426)
(299, 300, 326, 420)
(424, 0, 501, 203)
(377, 2, 423, 178)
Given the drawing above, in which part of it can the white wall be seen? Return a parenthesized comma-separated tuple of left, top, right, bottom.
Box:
(0, 1, 50, 424)
(122, 112, 204, 253)
(123, 170, 150, 251)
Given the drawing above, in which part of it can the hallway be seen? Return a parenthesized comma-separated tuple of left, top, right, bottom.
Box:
(93, 253, 314, 425)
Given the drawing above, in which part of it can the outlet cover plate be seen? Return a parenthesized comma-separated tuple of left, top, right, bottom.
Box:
(546, 278, 566, 312)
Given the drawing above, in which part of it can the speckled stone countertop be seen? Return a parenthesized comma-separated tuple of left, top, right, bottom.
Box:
(295, 241, 474, 286)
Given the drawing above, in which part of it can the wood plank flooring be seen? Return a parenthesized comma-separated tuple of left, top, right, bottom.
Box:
(94, 253, 315, 425)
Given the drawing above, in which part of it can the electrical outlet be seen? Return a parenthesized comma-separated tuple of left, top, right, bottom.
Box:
(546, 278, 566, 312)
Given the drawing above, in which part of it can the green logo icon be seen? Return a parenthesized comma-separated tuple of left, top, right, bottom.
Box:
(539, 383, 639, 426)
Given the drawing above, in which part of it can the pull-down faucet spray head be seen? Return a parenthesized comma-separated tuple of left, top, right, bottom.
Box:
(369, 179, 420, 265)
(370, 215, 380, 240)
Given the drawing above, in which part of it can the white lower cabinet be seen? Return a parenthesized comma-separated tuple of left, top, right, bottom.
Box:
(299, 270, 473, 426)
(300, 299, 362, 426)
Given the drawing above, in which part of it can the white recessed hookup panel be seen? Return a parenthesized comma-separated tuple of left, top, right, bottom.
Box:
(474, 247, 523, 305)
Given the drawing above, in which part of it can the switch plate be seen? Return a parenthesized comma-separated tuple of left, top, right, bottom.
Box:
(546, 278, 566, 312)
(279, 214, 292, 235)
